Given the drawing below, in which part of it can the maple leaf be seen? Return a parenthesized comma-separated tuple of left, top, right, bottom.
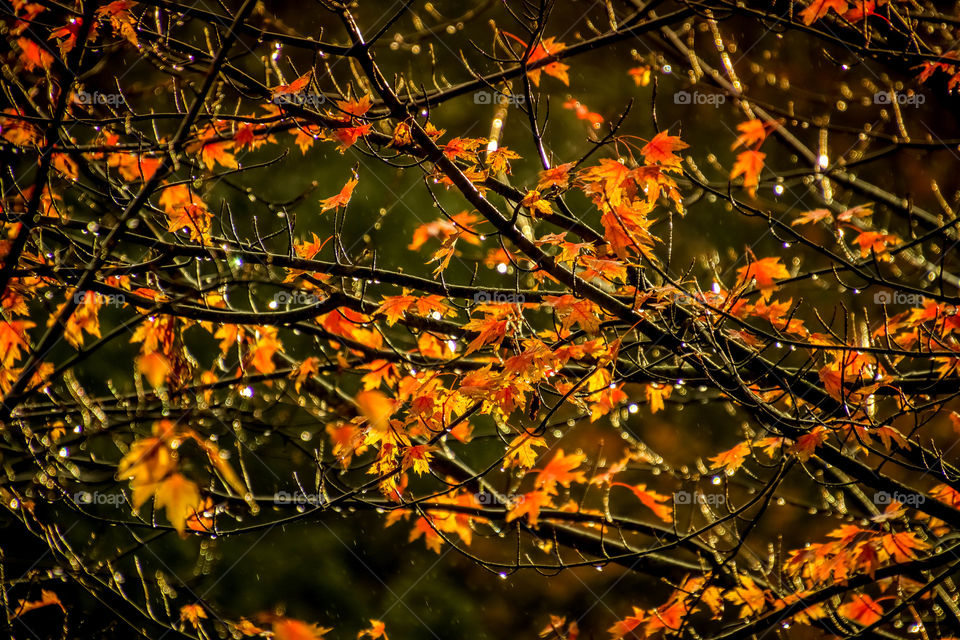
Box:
(293, 232, 330, 260)
(356, 390, 395, 431)
(730, 150, 765, 197)
(731, 119, 770, 150)
(856, 542, 881, 579)
(563, 99, 604, 126)
(792, 208, 833, 226)
(838, 593, 883, 626)
(709, 442, 752, 474)
(522, 189, 553, 216)
(0, 319, 34, 368)
(320, 177, 358, 213)
(545, 294, 601, 334)
(441, 136, 485, 161)
(360, 359, 398, 391)
(613, 483, 673, 522)
(535, 449, 586, 494)
(12, 590, 65, 619)
(137, 351, 173, 388)
(878, 530, 929, 563)
(154, 473, 202, 535)
(536, 163, 574, 191)
(837, 203, 874, 221)
(463, 314, 509, 353)
(191, 436, 246, 496)
(800, 0, 849, 25)
(273, 618, 332, 640)
(96, 1, 140, 48)
(628, 66, 651, 86)
(409, 211, 482, 250)
(724, 575, 767, 616)
(579, 158, 631, 205)
(17, 38, 54, 72)
(486, 147, 521, 175)
(641, 131, 689, 167)
(791, 426, 828, 462)
(506, 490, 552, 526)
(645, 383, 672, 414)
(505, 434, 547, 468)
(248, 327, 283, 374)
(844, 0, 888, 22)
(504, 33, 570, 86)
(271, 71, 312, 97)
(357, 619, 388, 640)
(332, 123, 371, 151)
(855, 230, 900, 258)
(736, 256, 789, 301)
(377, 294, 417, 326)
(401, 444, 435, 476)
(608, 606, 646, 639)
(180, 604, 207, 629)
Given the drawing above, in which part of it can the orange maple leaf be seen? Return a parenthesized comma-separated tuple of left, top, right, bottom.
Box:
(838, 593, 883, 626)
(536, 163, 574, 191)
(709, 442, 752, 474)
(736, 256, 789, 301)
(357, 619, 388, 640)
(645, 383, 672, 414)
(504, 33, 570, 86)
(506, 490, 552, 526)
(12, 590, 65, 619)
(272, 617, 332, 640)
(641, 131, 689, 167)
(731, 119, 770, 150)
(613, 483, 673, 522)
(18, 38, 54, 72)
(320, 177, 358, 213)
(791, 208, 833, 226)
(271, 71, 312, 97)
(800, 0, 849, 25)
(608, 607, 646, 639)
(730, 150, 765, 197)
(535, 449, 586, 494)
(356, 390, 395, 431)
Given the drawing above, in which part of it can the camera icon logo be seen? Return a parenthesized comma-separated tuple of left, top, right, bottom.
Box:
(474, 91, 492, 104)
(475, 492, 497, 505)
(674, 91, 692, 105)
(874, 290, 892, 304)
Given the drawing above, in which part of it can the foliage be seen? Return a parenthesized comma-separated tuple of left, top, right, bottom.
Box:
(2, 1, 960, 639)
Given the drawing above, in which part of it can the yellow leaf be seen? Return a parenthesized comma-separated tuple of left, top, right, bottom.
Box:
(154, 473, 202, 535)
